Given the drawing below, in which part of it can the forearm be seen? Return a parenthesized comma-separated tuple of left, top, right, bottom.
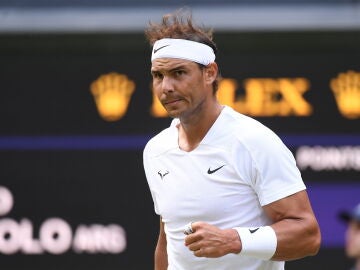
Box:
(155, 244, 168, 270)
(155, 218, 168, 270)
(257, 190, 321, 261)
(271, 215, 321, 261)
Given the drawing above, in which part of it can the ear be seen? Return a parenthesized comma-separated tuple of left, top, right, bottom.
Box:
(204, 62, 218, 85)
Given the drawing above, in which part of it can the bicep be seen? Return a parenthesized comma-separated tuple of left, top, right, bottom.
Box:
(263, 190, 315, 222)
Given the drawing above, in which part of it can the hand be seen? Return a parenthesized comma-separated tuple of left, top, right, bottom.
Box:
(184, 221, 241, 258)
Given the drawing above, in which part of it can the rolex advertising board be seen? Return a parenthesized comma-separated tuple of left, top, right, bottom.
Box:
(0, 32, 359, 269)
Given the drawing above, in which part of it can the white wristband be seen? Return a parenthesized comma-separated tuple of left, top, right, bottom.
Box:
(233, 226, 277, 260)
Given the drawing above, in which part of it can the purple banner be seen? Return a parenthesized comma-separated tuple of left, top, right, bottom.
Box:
(307, 183, 360, 247)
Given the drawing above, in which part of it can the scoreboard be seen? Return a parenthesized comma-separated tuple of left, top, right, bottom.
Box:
(0, 32, 359, 269)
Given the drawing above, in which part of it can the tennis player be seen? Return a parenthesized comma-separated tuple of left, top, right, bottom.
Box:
(143, 9, 321, 270)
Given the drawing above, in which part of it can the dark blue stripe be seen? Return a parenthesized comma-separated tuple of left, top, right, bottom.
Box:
(0, 135, 152, 150)
(0, 134, 358, 150)
(281, 134, 360, 147)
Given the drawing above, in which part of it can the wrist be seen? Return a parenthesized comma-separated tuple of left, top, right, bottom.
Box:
(225, 229, 242, 254)
(233, 226, 277, 260)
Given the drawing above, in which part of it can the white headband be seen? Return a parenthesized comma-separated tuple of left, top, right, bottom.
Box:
(151, 38, 215, 65)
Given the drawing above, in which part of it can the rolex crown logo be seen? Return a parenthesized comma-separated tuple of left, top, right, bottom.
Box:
(90, 72, 135, 121)
(330, 70, 360, 119)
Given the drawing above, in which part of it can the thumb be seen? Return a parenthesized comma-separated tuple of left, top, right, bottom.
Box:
(186, 221, 205, 233)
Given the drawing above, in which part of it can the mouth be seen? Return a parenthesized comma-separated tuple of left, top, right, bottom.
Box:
(163, 98, 183, 106)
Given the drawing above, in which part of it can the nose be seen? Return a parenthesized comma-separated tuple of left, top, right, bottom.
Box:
(161, 76, 174, 94)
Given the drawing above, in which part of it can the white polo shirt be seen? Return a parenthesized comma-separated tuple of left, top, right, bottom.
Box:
(143, 106, 306, 270)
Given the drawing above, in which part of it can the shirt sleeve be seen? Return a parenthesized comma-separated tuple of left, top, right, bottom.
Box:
(236, 128, 306, 206)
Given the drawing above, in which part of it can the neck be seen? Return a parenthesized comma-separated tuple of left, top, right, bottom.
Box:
(178, 100, 223, 152)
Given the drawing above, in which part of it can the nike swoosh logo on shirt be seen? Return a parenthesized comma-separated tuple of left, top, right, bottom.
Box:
(207, 165, 225, 174)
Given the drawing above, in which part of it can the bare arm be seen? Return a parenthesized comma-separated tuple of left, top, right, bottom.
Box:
(263, 190, 321, 260)
(185, 190, 321, 261)
(155, 217, 168, 270)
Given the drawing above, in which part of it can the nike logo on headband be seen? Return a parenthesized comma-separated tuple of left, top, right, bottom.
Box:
(153, 45, 170, 54)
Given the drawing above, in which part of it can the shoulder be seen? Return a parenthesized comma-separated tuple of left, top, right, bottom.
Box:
(222, 106, 284, 150)
(143, 119, 178, 158)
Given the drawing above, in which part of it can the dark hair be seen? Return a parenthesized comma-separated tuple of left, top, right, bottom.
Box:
(145, 8, 220, 93)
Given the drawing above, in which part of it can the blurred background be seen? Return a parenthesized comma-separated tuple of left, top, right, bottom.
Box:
(0, 0, 359, 269)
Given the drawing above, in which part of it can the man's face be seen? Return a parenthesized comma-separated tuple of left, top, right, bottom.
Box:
(345, 220, 360, 258)
(151, 58, 212, 119)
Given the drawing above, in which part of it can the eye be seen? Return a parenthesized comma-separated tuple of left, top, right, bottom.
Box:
(174, 70, 185, 77)
(152, 71, 163, 80)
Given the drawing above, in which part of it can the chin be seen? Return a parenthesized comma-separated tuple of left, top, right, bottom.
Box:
(166, 111, 180, 119)
(164, 107, 182, 118)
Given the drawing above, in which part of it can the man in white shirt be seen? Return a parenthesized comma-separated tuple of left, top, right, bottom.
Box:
(143, 9, 321, 270)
